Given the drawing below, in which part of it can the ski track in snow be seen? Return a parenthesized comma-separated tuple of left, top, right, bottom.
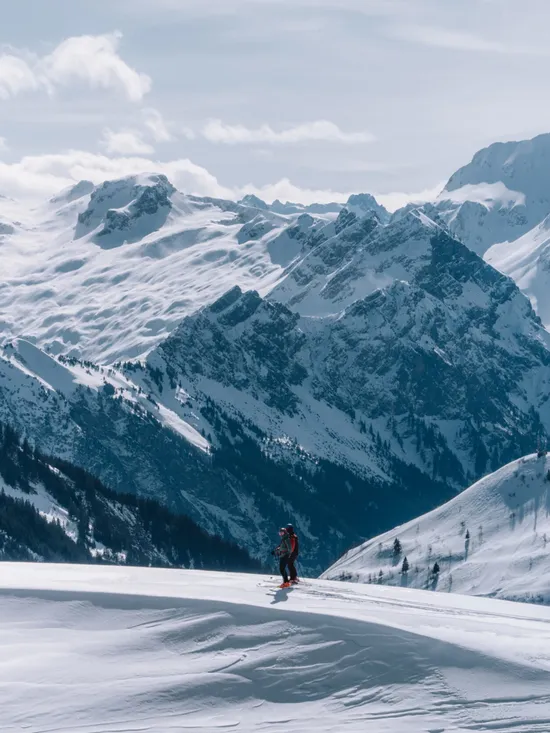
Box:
(1, 564, 550, 732)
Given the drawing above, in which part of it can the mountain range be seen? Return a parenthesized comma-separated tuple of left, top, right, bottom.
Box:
(4, 132, 550, 575)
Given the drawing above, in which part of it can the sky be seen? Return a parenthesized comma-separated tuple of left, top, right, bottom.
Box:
(1, 0, 550, 208)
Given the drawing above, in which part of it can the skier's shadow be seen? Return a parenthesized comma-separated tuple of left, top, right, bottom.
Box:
(270, 587, 294, 604)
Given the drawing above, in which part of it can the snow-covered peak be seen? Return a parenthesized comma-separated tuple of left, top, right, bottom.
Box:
(324, 452, 550, 604)
(0, 174, 326, 361)
(345, 192, 390, 224)
(269, 209, 445, 316)
(75, 173, 177, 245)
(238, 193, 269, 210)
(49, 180, 95, 206)
(445, 133, 550, 197)
(430, 133, 550, 257)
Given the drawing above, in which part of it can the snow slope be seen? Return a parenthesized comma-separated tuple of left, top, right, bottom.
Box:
(2, 563, 550, 732)
(409, 132, 550, 329)
(4, 207, 550, 570)
(324, 453, 550, 604)
(0, 176, 336, 363)
(485, 214, 550, 329)
(432, 133, 550, 256)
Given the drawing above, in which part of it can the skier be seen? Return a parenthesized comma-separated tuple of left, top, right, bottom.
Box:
(272, 527, 293, 588)
(286, 524, 300, 584)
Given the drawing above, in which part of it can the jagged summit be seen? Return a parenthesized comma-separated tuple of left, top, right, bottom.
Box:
(238, 194, 269, 210)
(345, 192, 390, 224)
(270, 209, 456, 316)
(75, 173, 177, 246)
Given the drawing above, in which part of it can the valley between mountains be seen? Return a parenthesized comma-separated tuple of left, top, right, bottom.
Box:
(3, 133, 550, 578)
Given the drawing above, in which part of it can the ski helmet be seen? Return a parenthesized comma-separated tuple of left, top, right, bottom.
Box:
(286, 524, 294, 534)
(279, 527, 287, 536)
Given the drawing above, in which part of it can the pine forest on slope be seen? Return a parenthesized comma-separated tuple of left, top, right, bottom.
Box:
(0, 420, 260, 572)
(3, 133, 550, 572)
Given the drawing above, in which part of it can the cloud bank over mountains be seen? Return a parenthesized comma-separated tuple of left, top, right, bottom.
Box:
(0, 32, 151, 102)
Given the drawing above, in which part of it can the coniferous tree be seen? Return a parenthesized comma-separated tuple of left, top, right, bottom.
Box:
(401, 556, 409, 573)
(0, 418, 263, 572)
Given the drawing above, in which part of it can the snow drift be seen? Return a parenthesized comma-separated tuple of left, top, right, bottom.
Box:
(2, 564, 550, 731)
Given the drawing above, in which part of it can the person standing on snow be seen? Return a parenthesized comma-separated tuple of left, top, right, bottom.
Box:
(273, 527, 293, 587)
(286, 524, 299, 584)
(272, 525, 300, 587)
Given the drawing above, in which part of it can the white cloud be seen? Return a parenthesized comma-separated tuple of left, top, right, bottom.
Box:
(391, 24, 548, 55)
(0, 33, 151, 102)
(0, 149, 441, 212)
(0, 55, 40, 99)
(0, 151, 233, 202)
(181, 126, 197, 140)
(376, 182, 445, 212)
(42, 33, 151, 101)
(142, 108, 173, 142)
(100, 129, 155, 155)
(201, 119, 375, 144)
(128, 0, 409, 18)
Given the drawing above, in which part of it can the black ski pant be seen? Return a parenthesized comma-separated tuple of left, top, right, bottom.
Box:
(279, 555, 298, 583)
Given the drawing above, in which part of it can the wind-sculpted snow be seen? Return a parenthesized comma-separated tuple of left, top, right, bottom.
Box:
(2, 564, 550, 732)
(0, 178, 391, 363)
(0, 174, 338, 363)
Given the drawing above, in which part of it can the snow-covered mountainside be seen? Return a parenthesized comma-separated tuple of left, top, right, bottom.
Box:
(383, 132, 550, 329)
(0, 420, 259, 571)
(149, 213, 550, 491)
(324, 452, 550, 604)
(3, 203, 550, 572)
(0, 335, 440, 573)
(485, 213, 550, 328)
(7, 134, 550, 576)
(431, 133, 550, 256)
(0, 175, 345, 363)
(2, 563, 550, 732)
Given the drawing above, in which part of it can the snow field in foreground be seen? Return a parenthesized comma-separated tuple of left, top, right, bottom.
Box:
(1, 564, 550, 731)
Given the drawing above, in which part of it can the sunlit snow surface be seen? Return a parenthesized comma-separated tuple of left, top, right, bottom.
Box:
(0, 180, 316, 363)
(1, 564, 550, 732)
(324, 454, 550, 604)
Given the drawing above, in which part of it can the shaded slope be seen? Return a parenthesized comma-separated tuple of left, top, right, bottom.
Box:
(324, 453, 550, 604)
(0, 420, 260, 572)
